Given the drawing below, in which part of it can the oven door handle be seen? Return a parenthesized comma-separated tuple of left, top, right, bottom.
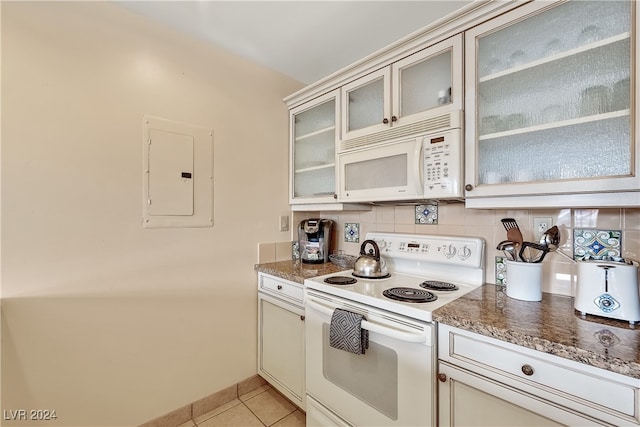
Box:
(306, 296, 430, 344)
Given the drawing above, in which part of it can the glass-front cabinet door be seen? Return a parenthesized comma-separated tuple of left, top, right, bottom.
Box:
(341, 68, 391, 140)
(290, 90, 339, 203)
(464, 0, 639, 205)
(391, 34, 462, 127)
(341, 35, 462, 142)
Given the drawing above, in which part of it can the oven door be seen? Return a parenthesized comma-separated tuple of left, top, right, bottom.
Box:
(305, 290, 435, 427)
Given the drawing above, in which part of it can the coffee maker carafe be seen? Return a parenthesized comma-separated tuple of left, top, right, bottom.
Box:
(298, 219, 334, 264)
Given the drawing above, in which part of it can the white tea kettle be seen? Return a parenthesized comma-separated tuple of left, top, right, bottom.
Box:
(353, 240, 389, 279)
(575, 259, 640, 325)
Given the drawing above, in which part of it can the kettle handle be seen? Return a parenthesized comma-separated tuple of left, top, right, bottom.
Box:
(360, 240, 380, 260)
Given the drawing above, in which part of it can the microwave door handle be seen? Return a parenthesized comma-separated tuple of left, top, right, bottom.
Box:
(413, 137, 424, 193)
(306, 296, 430, 345)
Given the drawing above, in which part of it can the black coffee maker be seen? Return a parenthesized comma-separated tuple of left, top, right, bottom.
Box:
(298, 219, 334, 264)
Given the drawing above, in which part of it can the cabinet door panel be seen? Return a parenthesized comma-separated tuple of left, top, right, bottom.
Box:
(259, 296, 304, 405)
(341, 68, 391, 139)
(393, 34, 462, 126)
(290, 90, 339, 203)
(438, 363, 584, 427)
(464, 0, 639, 204)
(399, 50, 451, 116)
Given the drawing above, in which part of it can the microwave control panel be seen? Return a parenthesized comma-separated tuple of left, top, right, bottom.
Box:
(423, 128, 462, 198)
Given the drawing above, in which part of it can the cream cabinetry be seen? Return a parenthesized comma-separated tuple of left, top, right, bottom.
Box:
(438, 324, 640, 426)
(289, 90, 339, 205)
(257, 273, 305, 409)
(340, 34, 462, 147)
(464, 0, 639, 208)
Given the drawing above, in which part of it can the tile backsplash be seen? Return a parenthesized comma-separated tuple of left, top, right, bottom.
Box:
(290, 204, 640, 297)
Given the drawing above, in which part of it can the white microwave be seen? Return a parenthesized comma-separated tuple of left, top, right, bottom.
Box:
(337, 127, 462, 202)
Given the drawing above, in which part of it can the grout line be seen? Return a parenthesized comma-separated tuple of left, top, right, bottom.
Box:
(242, 400, 269, 427)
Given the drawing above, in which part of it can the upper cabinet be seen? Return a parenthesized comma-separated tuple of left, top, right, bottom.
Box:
(340, 35, 463, 145)
(289, 90, 339, 204)
(285, 0, 639, 209)
(464, 0, 639, 207)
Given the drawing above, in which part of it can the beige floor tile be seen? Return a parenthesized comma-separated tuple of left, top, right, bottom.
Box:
(193, 399, 242, 424)
(270, 409, 306, 427)
(196, 404, 263, 427)
(243, 388, 296, 426)
(239, 384, 271, 402)
(177, 420, 196, 427)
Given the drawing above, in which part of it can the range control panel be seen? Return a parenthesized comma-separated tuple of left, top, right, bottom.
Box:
(369, 232, 484, 268)
(423, 128, 462, 199)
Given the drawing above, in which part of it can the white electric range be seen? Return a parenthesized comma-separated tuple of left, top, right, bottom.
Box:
(305, 232, 486, 321)
(303, 232, 486, 427)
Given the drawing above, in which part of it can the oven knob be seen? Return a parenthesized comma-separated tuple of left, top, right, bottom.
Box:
(445, 245, 456, 258)
(459, 245, 472, 260)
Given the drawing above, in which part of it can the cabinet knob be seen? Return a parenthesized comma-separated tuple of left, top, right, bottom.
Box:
(465, 184, 473, 191)
(437, 373, 447, 382)
(277, 285, 282, 290)
(333, 193, 338, 199)
(383, 118, 389, 124)
(391, 115, 398, 122)
(300, 315, 305, 321)
(521, 364, 534, 376)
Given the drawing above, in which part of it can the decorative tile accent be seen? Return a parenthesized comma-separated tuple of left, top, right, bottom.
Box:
(574, 229, 622, 260)
(415, 203, 438, 224)
(344, 223, 359, 243)
(495, 256, 507, 285)
(291, 241, 299, 260)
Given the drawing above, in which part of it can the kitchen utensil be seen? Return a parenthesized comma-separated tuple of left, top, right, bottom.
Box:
(575, 259, 640, 325)
(540, 226, 575, 263)
(580, 85, 610, 116)
(577, 25, 604, 45)
(496, 240, 517, 261)
(610, 77, 630, 111)
(329, 253, 357, 269)
(519, 241, 550, 263)
(501, 218, 524, 257)
(353, 240, 389, 279)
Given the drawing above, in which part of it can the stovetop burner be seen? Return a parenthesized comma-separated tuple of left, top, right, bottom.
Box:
(352, 272, 391, 280)
(324, 276, 357, 285)
(382, 287, 437, 303)
(419, 280, 459, 291)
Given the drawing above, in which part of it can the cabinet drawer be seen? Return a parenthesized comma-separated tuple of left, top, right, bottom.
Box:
(439, 324, 640, 424)
(259, 274, 303, 304)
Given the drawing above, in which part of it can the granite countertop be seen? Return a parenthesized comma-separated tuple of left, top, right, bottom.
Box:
(434, 285, 640, 380)
(255, 260, 348, 284)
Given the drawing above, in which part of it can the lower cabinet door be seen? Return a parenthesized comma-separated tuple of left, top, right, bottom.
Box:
(438, 362, 603, 427)
(258, 293, 305, 408)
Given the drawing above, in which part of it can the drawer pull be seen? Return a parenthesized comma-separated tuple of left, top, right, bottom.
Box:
(277, 285, 283, 290)
(437, 373, 447, 382)
(521, 364, 534, 376)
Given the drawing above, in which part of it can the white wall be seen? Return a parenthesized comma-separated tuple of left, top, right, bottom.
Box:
(1, 2, 301, 425)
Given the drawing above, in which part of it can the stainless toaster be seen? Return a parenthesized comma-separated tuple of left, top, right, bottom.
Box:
(575, 259, 640, 325)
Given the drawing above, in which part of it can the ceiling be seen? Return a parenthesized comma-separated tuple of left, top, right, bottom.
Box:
(118, 1, 472, 85)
